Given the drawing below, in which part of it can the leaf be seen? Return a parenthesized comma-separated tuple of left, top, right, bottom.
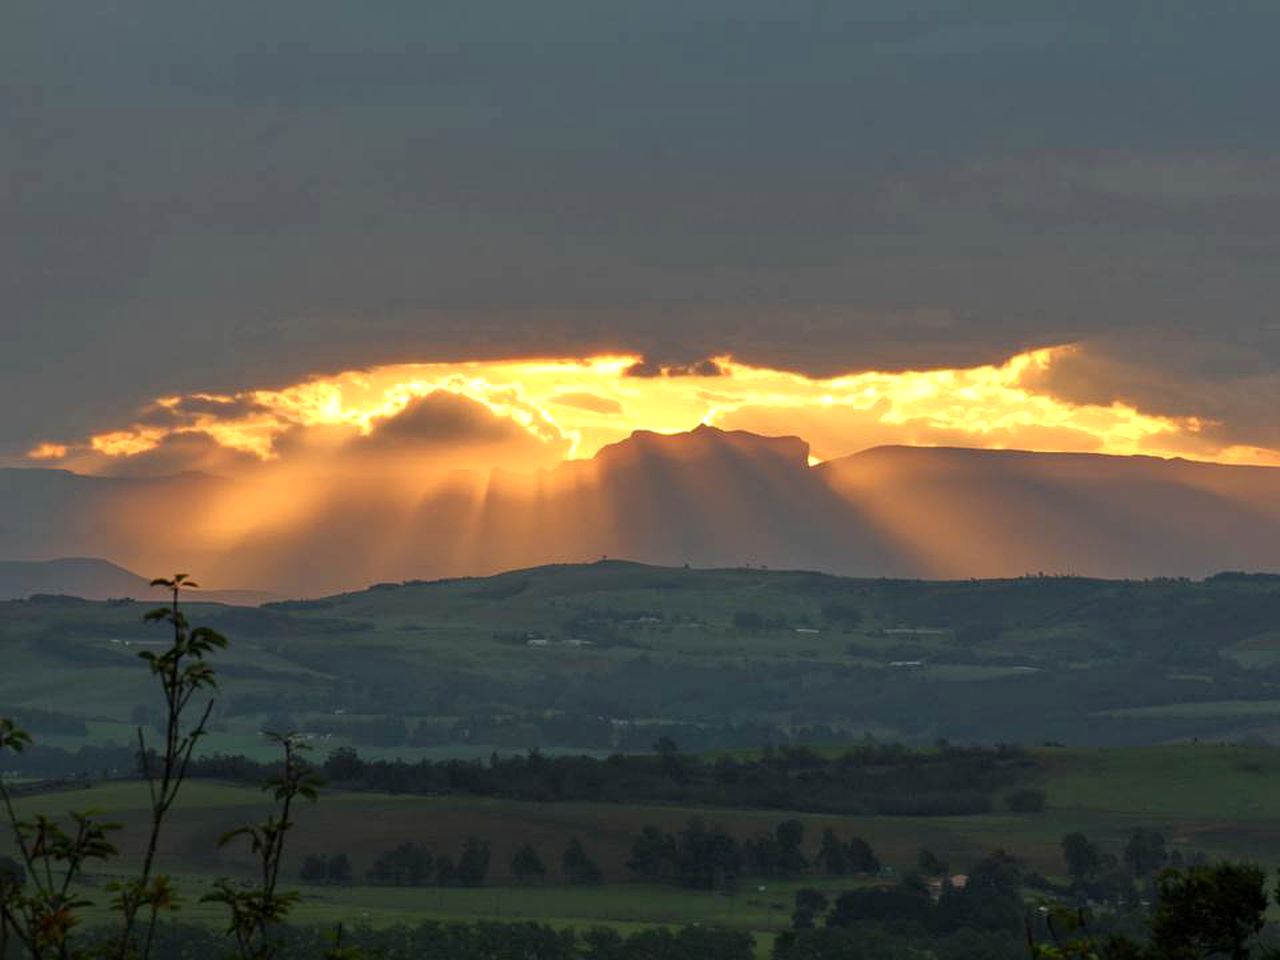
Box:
(216, 827, 253, 849)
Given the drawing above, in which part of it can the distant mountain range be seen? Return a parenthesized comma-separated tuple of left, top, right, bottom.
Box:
(0, 557, 151, 601)
(5, 427, 1280, 595)
(0, 557, 276, 604)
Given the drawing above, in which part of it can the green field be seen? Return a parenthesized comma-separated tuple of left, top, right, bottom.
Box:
(7, 742, 1280, 950)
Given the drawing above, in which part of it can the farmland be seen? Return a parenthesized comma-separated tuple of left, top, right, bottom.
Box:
(7, 562, 1280, 771)
(7, 742, 1280, 951)
(7, 563, 1280, 956)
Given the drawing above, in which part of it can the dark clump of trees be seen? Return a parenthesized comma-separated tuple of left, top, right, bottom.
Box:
(814, 828, 880, 876)
(1059, 827, 1210, 907)
(298, 852, 352, 886)
(510, 843, 546, 884)
(773, 825, 1280, 960)
(562, 837, 603, 886)
(626, 818, 880, 890)
(335, 834, 596, 889)
(364, 843, 434, 886)
(776, 850, 1032, 960)
(356, 837, 491, 887)
(775, 857, 1280, 960)
(186, 740, 1037, 819)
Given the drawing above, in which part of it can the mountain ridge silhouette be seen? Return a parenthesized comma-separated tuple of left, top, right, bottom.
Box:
(5, 427, 1280, 593)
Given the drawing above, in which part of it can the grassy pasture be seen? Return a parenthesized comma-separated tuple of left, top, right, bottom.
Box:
(6, 743, 1280, 952)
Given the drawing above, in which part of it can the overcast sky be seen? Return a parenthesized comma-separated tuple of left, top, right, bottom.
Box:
(4, 1, 1280, 456)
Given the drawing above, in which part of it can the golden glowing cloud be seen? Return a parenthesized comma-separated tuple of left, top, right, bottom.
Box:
(26, 442, 69, 460)
(34, 344, 1269, 476)
(24, 344, 1280, 595)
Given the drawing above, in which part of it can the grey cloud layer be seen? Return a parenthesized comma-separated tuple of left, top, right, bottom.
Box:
(3, 2, 1279, 454)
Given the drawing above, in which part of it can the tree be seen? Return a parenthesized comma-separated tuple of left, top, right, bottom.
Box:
(918, 848, 948, 877)
(562, 837, 603, 886)
(654, 736, 686, 783)
(300, 855, 327, 884)
(455, 837, 490, 886)
(510, 843, 546, 884)
(791, 888, 828, 929)
(816, 829, 848, 876)
(675, 818, 740, 890)
(846, 835, 880, 875)
(301, 852, 353, 886)
(1148, 863, 1267, 960)
(827, 882, 931, 929)
(323, 747, 363, 782)
(627, 826, 677, 881)
(967, 849, 1024, 897)
(775, 820, 807, 875)
(743, 820, 808, 878)
(203, 732, 320, 960)
(366, 843, 433, 886)
(327, 852, 352, 886)
(1123, 828, 1168, 878)
(1061, 833, 1101, 887)
(434, 855, 456, 887)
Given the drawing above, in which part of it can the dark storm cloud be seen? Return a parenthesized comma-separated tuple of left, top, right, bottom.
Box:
(4, 1, 1280, 456)
(624, 358, 725, 378)
(1025, 333, 1280, 454)
(355, 392, 545, 451)
(135, 396, 273, 428)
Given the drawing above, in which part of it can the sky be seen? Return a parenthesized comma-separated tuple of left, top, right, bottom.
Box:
(5, 2, 1280, 470)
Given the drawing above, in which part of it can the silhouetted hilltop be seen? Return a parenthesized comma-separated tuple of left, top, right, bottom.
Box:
(818, 444, 1280, 578)
(6, 431, 1280, 593)
(0, 557, 149, 601)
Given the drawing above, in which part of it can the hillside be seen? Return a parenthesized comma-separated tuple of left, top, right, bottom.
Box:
(819, 445, 1280, 579)
(0, 557, 150, 601)
(6, 562, 1280, 762)
(0, 556, 275, 604)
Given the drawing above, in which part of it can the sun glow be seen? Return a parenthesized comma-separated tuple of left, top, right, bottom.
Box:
(33, 345, 1236, 476)
(24, 344, 1280, 595)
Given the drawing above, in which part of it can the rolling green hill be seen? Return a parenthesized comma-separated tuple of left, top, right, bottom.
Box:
(5, 561, 1280, 761)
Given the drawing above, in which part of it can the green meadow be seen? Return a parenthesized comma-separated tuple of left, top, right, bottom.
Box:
(7, 742, 1280, 951)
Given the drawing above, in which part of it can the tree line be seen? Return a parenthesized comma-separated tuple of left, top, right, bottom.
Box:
(626, 818, 881, 889)
(301, 836, 603, 888)
(180, 740, 1038, 817)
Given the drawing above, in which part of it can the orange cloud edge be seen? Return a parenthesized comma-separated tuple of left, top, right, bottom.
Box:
(25, 346, 1280, 474)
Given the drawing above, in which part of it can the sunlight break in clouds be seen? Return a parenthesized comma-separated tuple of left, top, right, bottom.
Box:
(30, 346, 1241, 476)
